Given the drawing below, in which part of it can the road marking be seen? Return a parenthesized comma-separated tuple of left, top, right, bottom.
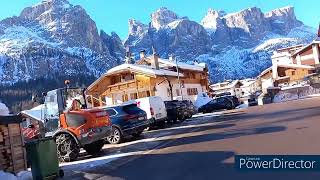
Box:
(64, 113, 224, 173)
(105, 117, 214, 171)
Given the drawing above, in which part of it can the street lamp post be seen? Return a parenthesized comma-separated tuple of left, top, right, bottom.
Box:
(175, 57, 183, 100)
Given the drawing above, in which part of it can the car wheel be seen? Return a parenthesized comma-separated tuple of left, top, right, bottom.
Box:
(58, 169, 64, 178)
(83, 140, 105, 155)
(55, 133, 80, 162)
(178, 115, 186, 122)
(107, 127, 123, 144)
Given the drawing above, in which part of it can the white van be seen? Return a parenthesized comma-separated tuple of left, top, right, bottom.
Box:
(125, 96, 167, 126)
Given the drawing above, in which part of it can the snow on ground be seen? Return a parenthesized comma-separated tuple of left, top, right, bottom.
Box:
(0, 171, 32, 180)
(253, 37, 297, 52)
(0, 26, 59, 57)
(287, 25, 316, 39)
(236, 103, 249, 109)
(61, 155, 120, 171)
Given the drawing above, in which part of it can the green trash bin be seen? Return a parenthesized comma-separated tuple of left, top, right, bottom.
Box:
(26, 137, 64, 180)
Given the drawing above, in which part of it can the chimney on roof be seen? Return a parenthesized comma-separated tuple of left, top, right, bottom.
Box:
(140, 49, 146, 59)
(125, 46, 133, 64)
(151, 46, 160, 70)
(169, 54, 175, 62)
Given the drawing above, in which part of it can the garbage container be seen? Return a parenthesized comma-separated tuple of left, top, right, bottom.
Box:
(26, 137, 64, 180)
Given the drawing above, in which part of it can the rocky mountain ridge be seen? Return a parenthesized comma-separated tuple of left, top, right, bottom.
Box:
(0, 0, 316, 84)
(0, 0, 124, 84)
(124, 6, 316, 81)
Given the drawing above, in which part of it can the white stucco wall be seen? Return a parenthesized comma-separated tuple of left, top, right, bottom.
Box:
(261, 78, 274, 93)
(155, 82, 204, 102)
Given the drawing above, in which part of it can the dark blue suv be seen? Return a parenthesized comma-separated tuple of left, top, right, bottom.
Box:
(104, 104, 149, 144)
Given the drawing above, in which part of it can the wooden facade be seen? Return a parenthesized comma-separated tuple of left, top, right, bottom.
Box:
(292, 41, 320, 66)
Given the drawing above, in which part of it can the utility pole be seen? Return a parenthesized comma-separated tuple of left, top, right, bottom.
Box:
(175, 57, 183, 100)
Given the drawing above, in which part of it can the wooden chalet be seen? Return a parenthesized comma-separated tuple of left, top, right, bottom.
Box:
(86, 50, 209, 106)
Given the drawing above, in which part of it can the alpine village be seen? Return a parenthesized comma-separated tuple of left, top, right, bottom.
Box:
(1, 0, 320, 179)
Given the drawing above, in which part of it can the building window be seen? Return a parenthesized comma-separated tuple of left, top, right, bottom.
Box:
(122, 94, 128, 102)
(187, 88, 198, 95)
(181, 80, 185, 88)
(130, 93, 138, 100)
(191, 73, 195, 79)
(176, 89, 181, 96)
(111, 76, 121, 84)
(292, 71, 295, 76)
(138, 91, 151, 98)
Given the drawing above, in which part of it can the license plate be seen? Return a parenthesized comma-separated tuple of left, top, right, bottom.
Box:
(138, 117, 144, 120)
(156, 113, 162, 118)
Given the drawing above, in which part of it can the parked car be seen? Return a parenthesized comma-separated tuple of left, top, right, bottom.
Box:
(248, 95, 258, 106)
(198, 97, 234, 113)
(126, 96, 167, 128)
(181, 100, 197, 118)
(164, 100, 189, 123)
(225, 96, 240, 107)
(104, 103, 149, 144)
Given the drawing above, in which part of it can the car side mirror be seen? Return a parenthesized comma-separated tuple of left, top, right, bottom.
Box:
(28, 124, 35, 129)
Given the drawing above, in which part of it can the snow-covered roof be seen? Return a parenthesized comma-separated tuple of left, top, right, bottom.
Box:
(258, 67, 272, 78)
(157, 58, 205, 71)
(277, 63, 315, 69)
(240, 79, 256, 87)
(210, 80, 240, 91)
(281, 84, 309, 90)
(87, 63, 184, 91)
(292, 41, 319, 57)
(106, 63, 184, 77)
(275, 76, 290, 80)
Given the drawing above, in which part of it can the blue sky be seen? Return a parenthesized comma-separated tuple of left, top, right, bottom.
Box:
(0, 0, 319, 40)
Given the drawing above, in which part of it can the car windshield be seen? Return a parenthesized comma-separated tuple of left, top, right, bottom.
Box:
(122, 104, 143, 114)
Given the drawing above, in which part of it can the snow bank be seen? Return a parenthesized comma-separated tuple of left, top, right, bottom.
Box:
(273, 86, 320, 103)
(236, 103, 248, 109)
(0, 171, 16, 180)
(0, 102, 9, 115)
(0, 171, 32, 180)
(194, 93, 212, 108)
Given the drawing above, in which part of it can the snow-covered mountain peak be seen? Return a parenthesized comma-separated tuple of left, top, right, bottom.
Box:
(265, 6, 295, 18)
(0, 0, 124, 84)
(151, 7, 179, 30)
(200, 9, 227, 31)
(21, 0, 73, 21)
(128, 19, 148, 35)
(37, 0, 71, 8)
(224, 7, 262, 18)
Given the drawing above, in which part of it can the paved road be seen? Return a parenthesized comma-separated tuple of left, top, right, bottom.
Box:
(64, 97, 320, 180)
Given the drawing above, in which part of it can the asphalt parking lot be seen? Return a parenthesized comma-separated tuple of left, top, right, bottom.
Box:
(63, 97, 320, 180)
